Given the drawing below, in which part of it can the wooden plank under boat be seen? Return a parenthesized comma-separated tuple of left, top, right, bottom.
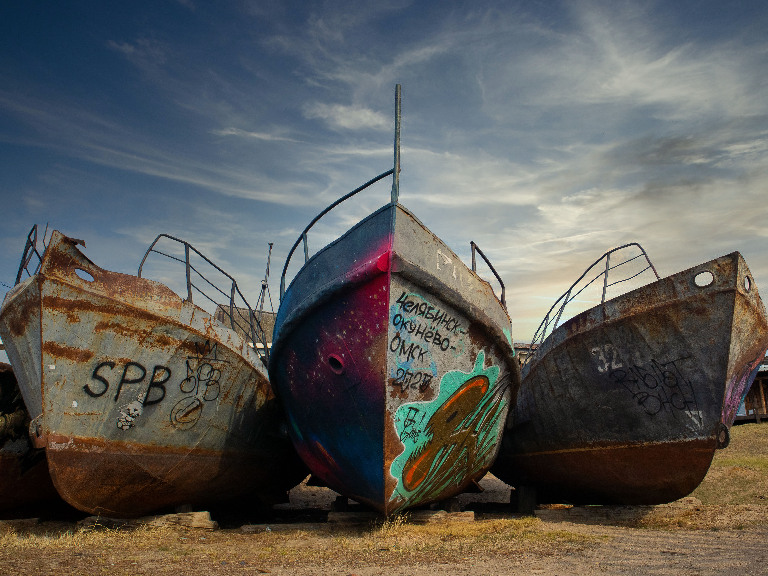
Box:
(268, 87, 520, 516)
(492, 245, 768, 505)
(0, 228, 307, 517)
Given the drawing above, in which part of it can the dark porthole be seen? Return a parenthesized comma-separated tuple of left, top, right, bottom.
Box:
(328, 354, 344, 374)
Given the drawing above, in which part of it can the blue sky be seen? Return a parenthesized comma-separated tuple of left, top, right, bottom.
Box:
(2, 1, 768, 362)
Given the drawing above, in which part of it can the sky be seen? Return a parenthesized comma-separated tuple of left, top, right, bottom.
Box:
(2, 0, 768, 363)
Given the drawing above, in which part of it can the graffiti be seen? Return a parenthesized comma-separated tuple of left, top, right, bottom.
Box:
(389, 351, 508, 507)
(391, 314, 453, 351)
(87, 361, 170, 405)
(192, 340, 225, 361)
(591, 343, 623, 374)
(394, 292, 464, 336)
(116, 392, 146, 430)
(83, 340, 225, 432)
(170, 358, 222, 430)
(609, 357, 700, 423)
(389, 334, 432, 362)
(399, 406, 426, 442)
(391, 368, 434, 393)
(388, 290, 466, 399)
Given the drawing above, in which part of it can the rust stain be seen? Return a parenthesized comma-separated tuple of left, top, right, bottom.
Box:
(42, 341, 94, 363)
(93, 320, 178, 350)
(43, 294, 150, 325)
(383, 411, 406, 511)
(94, 320, 148, 337)
(0, 288, 39, 337)
(43, 239, 181, 309)
(510, 437, 716, 505)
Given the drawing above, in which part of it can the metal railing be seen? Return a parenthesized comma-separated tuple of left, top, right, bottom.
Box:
(279, 169, 394, 299)
(280, 85, 403, 300)
(524, 242, 659, 368)
(138, 234, 271, 363)
(470, 241, 506, 310)
(14, 224, 45, 285)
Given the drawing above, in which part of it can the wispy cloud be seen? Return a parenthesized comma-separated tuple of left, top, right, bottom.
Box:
(2, 1, 768, 344)
(303, 102, 391, 130)
(212, 127, 301, 143)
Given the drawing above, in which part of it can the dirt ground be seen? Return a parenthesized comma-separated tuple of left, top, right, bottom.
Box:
(1, 472, 766, 576)
(1, 423, 767, 575)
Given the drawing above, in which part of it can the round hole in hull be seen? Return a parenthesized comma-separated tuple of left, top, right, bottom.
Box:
(694, 271, 714, 287)
(75, 268, 95, 282)
(328, 354, 344, 374)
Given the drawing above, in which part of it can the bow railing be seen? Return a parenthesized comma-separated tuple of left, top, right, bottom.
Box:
(13, 224, 45, 285)
(138, 234, 272, 364)
(524, 242, 659, 368)
(470, 241, 506, 310)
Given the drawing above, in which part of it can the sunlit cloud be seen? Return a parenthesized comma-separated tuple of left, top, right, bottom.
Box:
(303, 102, 391, 131)
(2, 0, 768, 347)
(212, 127, 302, 143)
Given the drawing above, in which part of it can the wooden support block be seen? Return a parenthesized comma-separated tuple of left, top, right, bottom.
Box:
(409, 510, 475, 524)
(327, 510, 381, 525)
(140, 511, 219, 531)
(511, 485, 537, 515)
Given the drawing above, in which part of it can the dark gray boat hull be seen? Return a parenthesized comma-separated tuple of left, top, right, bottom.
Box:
(492, 252, 768, 504)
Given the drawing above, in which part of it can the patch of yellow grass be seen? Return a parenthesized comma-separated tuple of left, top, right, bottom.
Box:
(0, 523, 176, 551)
(1, 515, 599, 572)
(692, 423, 768, 506)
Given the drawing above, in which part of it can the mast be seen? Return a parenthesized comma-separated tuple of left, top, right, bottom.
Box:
(257, 242, 273, 318)
(390, 84, 401, 204)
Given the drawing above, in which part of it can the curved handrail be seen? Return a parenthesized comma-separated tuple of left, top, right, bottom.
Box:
(524, 242, 659, 368)
(279, 168, 394, 299)
(14, 225, 43, 285)
(470, 241, 506, 310)
(138, 234, 271, 364)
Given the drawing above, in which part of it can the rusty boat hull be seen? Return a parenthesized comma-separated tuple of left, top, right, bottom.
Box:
(0, 232, 306, 517)
(492, 252, 768, 505)
(269, 203, 520, 516)
(0, 362, 72, 518)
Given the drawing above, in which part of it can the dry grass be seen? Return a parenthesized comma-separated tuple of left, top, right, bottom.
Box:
(1, 424, 765, 574)
(0, 516, 598, 574)
(628, 423, 768, 530)
(691, 422, 768, 506)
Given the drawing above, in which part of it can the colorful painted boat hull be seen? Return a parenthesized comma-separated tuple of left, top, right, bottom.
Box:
(270, 203, 520, 515)
(492, 252, 768, 504)
(0, 232, 306, 517)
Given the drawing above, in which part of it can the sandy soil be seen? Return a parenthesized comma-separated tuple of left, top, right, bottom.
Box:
(4, 473, 766, 576)
(273, 474, 768, 576)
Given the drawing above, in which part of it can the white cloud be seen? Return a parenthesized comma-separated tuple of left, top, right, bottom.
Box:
(212, 127, 301, 143)
(303, 102, 390, 131)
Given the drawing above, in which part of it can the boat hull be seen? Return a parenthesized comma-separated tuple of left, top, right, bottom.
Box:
(270, 204, 519, 515)
(492, 252, 768, 504)
(0, 363, 70, 518)
(0, 232, 306, 517)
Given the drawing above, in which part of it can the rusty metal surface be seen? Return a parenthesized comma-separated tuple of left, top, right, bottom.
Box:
(270, 202, 520, 515)
(0, 231, 306, 517)
(492, 251, 768, 505)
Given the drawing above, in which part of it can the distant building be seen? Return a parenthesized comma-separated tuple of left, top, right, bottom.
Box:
(736, 358, 768, 424)
(513, 343, 537, 367)
(214, 305, 276, 352)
